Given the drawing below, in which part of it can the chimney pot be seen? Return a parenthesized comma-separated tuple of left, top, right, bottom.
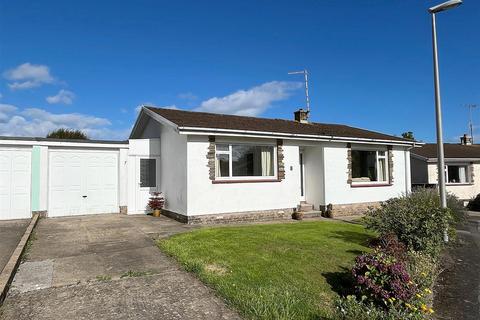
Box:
(460, 134, 473, 145)
(294, 108, 309, 123)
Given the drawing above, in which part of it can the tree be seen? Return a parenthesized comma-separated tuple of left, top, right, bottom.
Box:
(46, 128, 88, 140)
(401, 131, 415, 140)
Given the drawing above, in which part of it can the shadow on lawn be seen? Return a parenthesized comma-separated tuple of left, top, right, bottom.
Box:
(329, 230, 372, 247)
(322, 267, 354, 297)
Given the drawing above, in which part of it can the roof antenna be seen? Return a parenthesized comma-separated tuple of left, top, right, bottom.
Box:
(467, 104, 477, 144)
(288, 69, 310, 115)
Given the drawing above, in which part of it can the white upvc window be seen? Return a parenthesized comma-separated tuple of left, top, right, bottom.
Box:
(351, 149, 389, 184)
(215, 143, 277, 180)
(445, 164, 471, 184)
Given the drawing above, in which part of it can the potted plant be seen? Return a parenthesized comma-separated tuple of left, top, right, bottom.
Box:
(148, 192, 165, 217)
(292, 209, 304, 221)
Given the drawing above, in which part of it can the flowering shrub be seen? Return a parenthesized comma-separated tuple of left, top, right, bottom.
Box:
(369, 233, 408, 262)
(352, 250, 416, 304)
(364, 188, 456, 256)
(148, 192, 165, 210)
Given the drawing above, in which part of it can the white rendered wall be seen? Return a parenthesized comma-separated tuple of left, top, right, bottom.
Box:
(186, 136, 301, 216)
(304, 146, 325, 210)
(323, 143, 410, 205)
(160, 126, 187, 215)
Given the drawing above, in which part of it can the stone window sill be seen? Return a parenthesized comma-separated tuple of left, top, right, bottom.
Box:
(350, 183, 393, 188)
(212, 179, 281, 184)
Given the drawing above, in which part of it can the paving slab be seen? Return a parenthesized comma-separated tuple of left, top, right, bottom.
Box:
(1, 272, 239, 320)
(0, 214, 240, 320)
(0, 220, 29, 273)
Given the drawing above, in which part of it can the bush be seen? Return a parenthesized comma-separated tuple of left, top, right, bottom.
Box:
(468, 194, 480, 212)
(335, 295, 427, 320)
(447, 193, 467, 223)
(406, 251, 439, 293)
(364, 189, 455, 257)
(369, 233, 408, 262)
(352, 250, 416, 304)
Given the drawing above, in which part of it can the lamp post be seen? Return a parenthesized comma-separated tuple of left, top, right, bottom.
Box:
(428, 0, 462, 242)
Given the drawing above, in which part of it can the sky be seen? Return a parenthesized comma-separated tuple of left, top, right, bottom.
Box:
(0, 0, 478, 142)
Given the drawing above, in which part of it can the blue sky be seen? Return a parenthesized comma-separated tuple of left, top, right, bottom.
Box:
(0, 0, 478, 141)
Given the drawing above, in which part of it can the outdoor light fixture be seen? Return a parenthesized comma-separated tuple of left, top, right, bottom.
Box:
(429, 0, 463, 14)
(428, 0, 462, 242)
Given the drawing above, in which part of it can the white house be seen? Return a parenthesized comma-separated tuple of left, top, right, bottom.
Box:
(0, 107, 416, 223)
(411, 136, 480, 202)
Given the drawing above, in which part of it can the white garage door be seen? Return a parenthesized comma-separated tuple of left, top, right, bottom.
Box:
(49, 150, 119, 217)
(0, 148, 31, 220)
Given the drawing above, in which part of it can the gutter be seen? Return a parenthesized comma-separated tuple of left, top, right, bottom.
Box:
(177, 126, 420, 147)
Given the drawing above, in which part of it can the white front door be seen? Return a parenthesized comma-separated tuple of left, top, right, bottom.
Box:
(299, 151, 306, 201)
(135, 157, 160, 213)
(49, 150, 119, 217)
(0, 148, 31, 220)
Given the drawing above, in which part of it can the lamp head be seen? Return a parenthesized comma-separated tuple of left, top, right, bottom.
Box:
(429, 0, 463, 14)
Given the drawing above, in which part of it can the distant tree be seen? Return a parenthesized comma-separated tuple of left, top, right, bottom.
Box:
(47, 128, 88, 140)
(401, 131, 415, 140)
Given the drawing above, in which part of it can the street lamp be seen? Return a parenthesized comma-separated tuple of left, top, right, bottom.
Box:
(428, 0, 462, 242)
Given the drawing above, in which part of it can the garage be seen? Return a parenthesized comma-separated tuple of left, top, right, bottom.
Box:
(49, 149, 119, 217)
(0, 148, 32, 220)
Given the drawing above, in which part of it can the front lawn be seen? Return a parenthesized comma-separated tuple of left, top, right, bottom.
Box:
(158, 220, 373, 320)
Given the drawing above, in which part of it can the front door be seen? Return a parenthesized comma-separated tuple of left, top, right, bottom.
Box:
(299, 151, 305, 201)
(135, 157, 160, 213)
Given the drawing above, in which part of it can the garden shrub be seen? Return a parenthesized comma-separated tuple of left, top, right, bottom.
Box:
(352, 250, 416, 304)
(364, 188, 455, 257)
(335, 295, 428, 320)
(406, 251, 439, 292)
(369, 233, 408, 262)
(467, 193, 480, 212)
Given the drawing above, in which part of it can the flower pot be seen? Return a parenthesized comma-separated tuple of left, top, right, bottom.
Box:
(292, 211, 304, 221)
(153, 209, 161, 217)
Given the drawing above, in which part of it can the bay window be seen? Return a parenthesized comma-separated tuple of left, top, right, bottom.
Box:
(215, 143, 276, 179)
(351, 150, 388, 184)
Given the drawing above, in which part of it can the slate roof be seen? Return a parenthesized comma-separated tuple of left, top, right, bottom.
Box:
(146, 107, 411, 143)
(412, 143, 480, 159)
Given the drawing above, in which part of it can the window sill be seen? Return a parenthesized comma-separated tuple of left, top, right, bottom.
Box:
(212, 179, 281, 184)
(446, 183, 474, 186)
(350, 183, 392, 188)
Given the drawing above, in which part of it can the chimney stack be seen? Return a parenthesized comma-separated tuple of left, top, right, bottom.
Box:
(460, 134, 473, 145)
(294, 108, 309, 124)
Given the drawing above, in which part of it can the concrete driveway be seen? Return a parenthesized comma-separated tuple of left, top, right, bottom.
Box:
(0, 214, 240, 320)
(0, 220, 29, 274)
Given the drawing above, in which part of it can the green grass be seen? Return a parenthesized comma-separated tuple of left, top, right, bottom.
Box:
(120, 270, 153, 278)
(158, 220, 373, 320)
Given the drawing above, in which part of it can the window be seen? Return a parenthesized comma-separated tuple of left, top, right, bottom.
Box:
(215, 143, 275, 179)
(351, 150, 388, 183)
(140, 159, 156, 187)
(446, 165, 469, 184)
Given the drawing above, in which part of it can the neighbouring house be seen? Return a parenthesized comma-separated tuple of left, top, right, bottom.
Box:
(411, 134, 480, 203)
(0, 107, 417, 223)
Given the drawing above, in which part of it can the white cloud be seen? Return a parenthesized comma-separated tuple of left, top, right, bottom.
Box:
(195, 81, 302, 116)
(46, 89, 75, 105)
(3, 63, 55, 90)
(0, 104, 129, 140)
(0, 103, 17, 121)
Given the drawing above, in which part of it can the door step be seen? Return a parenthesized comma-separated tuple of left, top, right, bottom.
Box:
(297, 203, 314, 212)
